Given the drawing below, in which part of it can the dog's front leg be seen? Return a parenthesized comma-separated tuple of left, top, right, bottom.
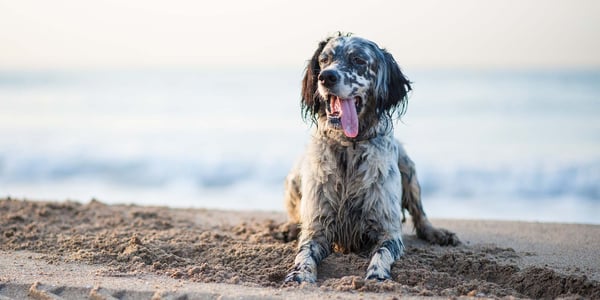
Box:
(365, 239, 404, 281)
(285, 236, 330, 283)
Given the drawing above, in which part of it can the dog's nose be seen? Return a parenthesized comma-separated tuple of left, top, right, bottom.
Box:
(318, 70, 339, 87)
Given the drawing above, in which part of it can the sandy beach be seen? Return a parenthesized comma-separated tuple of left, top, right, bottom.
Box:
(0, 197, 598, 299)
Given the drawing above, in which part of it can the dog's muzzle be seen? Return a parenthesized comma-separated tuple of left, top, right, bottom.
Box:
(319, 69, 362, 138)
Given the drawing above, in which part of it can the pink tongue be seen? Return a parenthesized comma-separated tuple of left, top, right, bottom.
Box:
(340, 98, 359, 138)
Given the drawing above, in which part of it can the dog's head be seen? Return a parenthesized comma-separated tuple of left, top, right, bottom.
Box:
(301, 33, 412, 139)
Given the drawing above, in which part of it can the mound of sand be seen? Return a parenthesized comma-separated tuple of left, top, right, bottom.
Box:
(1, 198, 598, 299)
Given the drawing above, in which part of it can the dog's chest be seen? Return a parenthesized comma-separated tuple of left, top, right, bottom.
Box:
(330, 149, 368, 197)
(318, 142, 395, 196)
(313, 141, 399, 252)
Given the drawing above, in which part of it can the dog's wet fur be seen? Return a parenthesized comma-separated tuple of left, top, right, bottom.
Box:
(284, 33, 459, 283)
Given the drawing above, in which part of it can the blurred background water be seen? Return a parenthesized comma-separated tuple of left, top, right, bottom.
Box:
(1, 0, 599, 224)
(1, 68, 598, 223)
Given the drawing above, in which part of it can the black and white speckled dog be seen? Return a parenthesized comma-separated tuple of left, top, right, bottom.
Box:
(284, 33, 460, 283)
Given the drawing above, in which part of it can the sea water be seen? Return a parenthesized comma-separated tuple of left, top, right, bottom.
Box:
(1, 68, 598, 224)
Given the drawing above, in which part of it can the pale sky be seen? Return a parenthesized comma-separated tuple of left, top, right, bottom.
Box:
(0, 0, 599, 70)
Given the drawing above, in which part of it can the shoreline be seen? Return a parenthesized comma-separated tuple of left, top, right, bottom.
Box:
(1, 198, 599, 299)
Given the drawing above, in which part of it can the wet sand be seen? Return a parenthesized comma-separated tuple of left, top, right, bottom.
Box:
(1, 198, 598, 299)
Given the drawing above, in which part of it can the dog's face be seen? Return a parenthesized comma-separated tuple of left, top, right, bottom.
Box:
(301, 34, 412, 139)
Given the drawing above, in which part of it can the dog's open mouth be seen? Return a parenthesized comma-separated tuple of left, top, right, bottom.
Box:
(327, 95, 361, 138)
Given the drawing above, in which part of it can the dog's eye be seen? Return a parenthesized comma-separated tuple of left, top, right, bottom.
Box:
(352, 56, 367, 66)
(319, 56, 330, 65)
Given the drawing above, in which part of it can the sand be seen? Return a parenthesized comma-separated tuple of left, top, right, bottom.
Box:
(0, 197, 598, 299)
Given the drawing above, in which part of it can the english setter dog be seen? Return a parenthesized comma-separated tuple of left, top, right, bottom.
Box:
(284, 33, 459, 283)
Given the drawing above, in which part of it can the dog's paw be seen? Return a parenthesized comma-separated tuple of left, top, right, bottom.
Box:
(284, 265, 316, 283)
(284, 270, 316, 284)
(417, 224, 461, 246)
(365, 270, 392, 281)
(365, 265, 392, 281)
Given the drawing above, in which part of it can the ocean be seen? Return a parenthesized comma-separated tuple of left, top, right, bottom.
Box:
(1, 68, 598, 224)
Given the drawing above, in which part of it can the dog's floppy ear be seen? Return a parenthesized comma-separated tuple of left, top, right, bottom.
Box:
(375, 50, 412, 119)
(301, 38, 330, 123)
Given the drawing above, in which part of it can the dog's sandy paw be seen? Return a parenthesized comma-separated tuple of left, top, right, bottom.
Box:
(284, 270, 316, 283)
(417, 224, 461, 246)
(284, 264, 316, 283)
(365, 265, 391, 281)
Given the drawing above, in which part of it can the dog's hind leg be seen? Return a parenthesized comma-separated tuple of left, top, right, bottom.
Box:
(397, 143, 460, 246)
(284, 170, 302, 224)
(281, 165, 302, 242)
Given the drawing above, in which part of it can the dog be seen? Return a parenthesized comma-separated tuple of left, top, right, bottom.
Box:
(283, 33, 459, 283)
